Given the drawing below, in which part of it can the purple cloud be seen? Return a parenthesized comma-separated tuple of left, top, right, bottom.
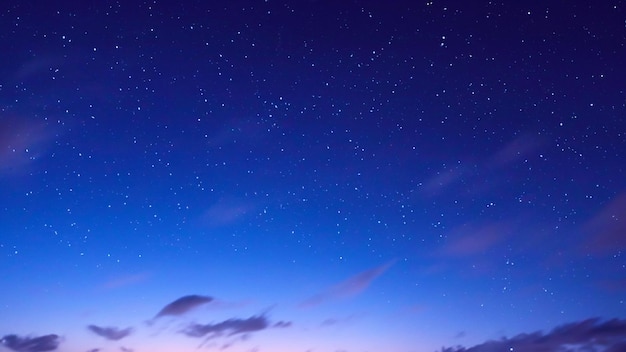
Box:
(439, 317, 626, 352)
(0, 334, 60, 352)
(153, 294, 213, 320)
(87, 325, 133, 341)
(300, 261, 395, 307)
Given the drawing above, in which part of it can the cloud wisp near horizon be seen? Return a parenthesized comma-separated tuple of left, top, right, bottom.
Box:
(300, 261, 395, 308)
(439, 317, 626, 352)
(3, 316, 626, 352)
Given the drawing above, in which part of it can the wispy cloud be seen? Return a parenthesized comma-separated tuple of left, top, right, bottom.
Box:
(420, 133, 544, 196)
(181, 312, 291, 351)
(0, 334, 61, 352)
(581, 191, 626, 256)
(441, 221, 514, 257)
(0, 117, 55, 176)
(101, 273, 150, 290)
(300, 261, 395, 307)
(13, 55, 64, 81)
(152, 295, 214, 320)
(487, 133, 545, 169)
(421, 165, 466, 195)
(87, 325, 133, 341)
(439, 317, 626, 352)
(273, 321, 292, 328)
(320, 314, 359, 327)
(182, 315, 270, 339)
(200, 198, 253, 227)
(597, 278, 626, 292)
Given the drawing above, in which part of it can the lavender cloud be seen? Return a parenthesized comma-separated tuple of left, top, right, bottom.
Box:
(439, 317, 626, 352)
(0, 334, 60, 352)
(300, 261, 394, 307)
(87, 325, 133, 341)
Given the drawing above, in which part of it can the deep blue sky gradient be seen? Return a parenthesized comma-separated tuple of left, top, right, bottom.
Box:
(1, 1, 625, 352)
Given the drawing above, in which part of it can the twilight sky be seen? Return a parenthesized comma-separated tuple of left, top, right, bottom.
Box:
(1, 1, 625, 352)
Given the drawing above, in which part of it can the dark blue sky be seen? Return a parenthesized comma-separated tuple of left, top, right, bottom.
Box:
(1, 1, 625, 352)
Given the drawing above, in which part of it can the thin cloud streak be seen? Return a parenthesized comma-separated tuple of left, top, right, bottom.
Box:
(101, 273, 150, 290)
(421, 133, 544, 196)
(200, 198, 253, 227)
(441, 221, 513, 257)
(0, 117, 55, 176)
(581, 191, 626, 256)
(300, 261, 395, 308)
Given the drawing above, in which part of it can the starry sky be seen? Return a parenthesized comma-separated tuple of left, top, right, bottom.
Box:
(1, 1, 625, 352)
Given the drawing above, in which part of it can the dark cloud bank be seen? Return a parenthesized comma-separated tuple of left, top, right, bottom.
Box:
(2, 316, 623, 352)
(0, 334, 60, 352)
(439, 317, 626, 352)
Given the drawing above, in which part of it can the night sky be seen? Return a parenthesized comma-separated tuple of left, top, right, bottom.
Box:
(1, 1, 625, 352)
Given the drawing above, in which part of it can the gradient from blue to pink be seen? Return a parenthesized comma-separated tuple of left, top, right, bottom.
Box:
(1, 1, 625, 352)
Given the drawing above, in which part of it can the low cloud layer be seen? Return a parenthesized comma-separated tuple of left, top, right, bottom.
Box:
(301, 261, 394, 307)
(153, 294, 213, 320)
(440, 317, 626, 352)
(87, 325, 133, 341)
(0, 334, 60, 352)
